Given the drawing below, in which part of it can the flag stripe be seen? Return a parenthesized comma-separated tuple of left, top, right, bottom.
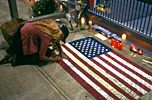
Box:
(109, 51, 152, 85)
(106, 52, 152, 90)
(62, 44, 137, 100)
(62, 44, 120, 99)
(90, 57, 142, 97)
(110, 51, 152, 88)
(112, 51, 152, 77)
(101, 53, 151, 92)
(62, 52, 116, 100)
(58, 38, 152, 100)
(58, 60, 108, 100)
(93, 56, 149, 95)
(97, 55, 148, 94)
(108, 52, 152, 90)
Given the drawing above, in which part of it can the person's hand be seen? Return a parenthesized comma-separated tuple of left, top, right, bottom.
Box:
(54, 56, 61, 62)
(61, 52, 67, 59)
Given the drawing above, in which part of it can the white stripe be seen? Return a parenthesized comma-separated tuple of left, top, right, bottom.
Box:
(108, 52, 152, 83)
(93, 56, 146, 95)
(63, 43, 135, 99)
(62, 55, 114, 100)
(108, 52, 152, 90)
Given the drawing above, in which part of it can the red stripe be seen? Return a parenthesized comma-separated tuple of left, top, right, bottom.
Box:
(90, 0, 94, 7)
(63, 51, 120, 100)
(90, 58, 143, 97)
(62, 44, 134, 99)
(97, 55, 151, 92)
(106, 53, 152, 87)
(62, 44, 120, 99)
(89, 0, 93, 7)
(112, 51, 152, 76)
(58, 56, 107, 100)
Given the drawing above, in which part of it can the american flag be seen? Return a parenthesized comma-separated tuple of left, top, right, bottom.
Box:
(89, 0, 100, 7)
(58, 37, 152, 100)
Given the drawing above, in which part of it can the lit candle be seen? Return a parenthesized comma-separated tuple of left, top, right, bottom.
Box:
(130, 53, 133, 56)
(111, 39, 115, 47)
(88, 20, 92, 31)
(130, 44, 135, 51)
(60, 5, 63, 12)
(118, 43, 123, 51)
(137, 49, 143, 55)
(134, 49, 138, 53)
(121, 34, 126, 45)
(81, 17, 85, 25)
(115, 40, 119, 48)
(81, 17, 85, 29)
(107, 34, 111, 39)
(133, 54, 136, 58)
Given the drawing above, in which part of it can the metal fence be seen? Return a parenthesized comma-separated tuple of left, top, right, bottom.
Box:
(70, 0, 152, 38)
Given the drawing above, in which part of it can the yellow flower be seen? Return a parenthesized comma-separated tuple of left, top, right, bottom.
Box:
(97, 7, 100, 10)
(99, 7, 105, 13)
(38, 11, 41, 14)
(102, 8, 105, 13)
(99, 7, 102, 11)
(78, 0, 81, 3)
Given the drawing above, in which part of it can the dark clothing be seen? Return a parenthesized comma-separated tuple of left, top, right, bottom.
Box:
(12, 25, 39, 66)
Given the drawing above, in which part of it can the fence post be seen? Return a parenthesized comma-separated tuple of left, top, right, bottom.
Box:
(8, 0, 19, 19)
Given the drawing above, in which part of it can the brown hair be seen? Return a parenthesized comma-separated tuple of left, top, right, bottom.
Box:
(32, 19, 63, 39)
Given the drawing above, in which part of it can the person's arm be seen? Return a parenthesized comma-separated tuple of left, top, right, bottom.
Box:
(56, 42, 63, 56)
(39, 34, 61, 62)
(40, 55, 61, 62)
(78, 9, 83, 18)
(56, 42, 67, 59)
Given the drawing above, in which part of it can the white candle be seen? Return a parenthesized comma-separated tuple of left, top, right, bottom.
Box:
(81, 17, 85, 26)
(60, 5, 63, 12)
(88, 20, 92, 30)
(121, 34, 126, 45)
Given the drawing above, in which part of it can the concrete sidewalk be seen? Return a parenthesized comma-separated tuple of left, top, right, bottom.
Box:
(0, 0, 95, 100)
(0, 0, 152, 100)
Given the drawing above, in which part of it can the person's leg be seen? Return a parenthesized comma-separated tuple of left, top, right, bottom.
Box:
(13, 53, 39, 66)
(65, 13, 74, 30)
(76, 10, 80, 28)
(0, 25, 23, 65)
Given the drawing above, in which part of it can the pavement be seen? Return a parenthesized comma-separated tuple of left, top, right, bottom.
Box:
(0, 0, 152, 100)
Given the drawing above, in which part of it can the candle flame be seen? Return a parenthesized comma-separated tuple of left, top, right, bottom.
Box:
(89, 20, 92, 24)
(60, 5, 63, 12)
(122, 34, 126, 44)
(122, 34, 126, 39)
(133, 54, 136, 57)
(81, 17, 85, 25)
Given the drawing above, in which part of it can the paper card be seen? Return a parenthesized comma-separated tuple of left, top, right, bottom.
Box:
(95, 33, 108, 41)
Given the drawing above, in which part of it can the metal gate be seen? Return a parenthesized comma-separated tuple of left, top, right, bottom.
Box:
(70, 0, 152, 39)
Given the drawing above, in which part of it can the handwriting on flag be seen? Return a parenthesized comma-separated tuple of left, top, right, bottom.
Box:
(58, 37, 152, 100)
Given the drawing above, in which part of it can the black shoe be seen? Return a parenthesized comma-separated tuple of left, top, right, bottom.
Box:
(0, 54, 13, 65)
(12, 55, 16, 67)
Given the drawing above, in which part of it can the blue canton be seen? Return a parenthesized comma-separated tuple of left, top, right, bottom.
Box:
(69, 37, 113, 59)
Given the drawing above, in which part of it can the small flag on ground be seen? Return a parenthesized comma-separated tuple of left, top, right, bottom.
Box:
(58, 37, 152, 100)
